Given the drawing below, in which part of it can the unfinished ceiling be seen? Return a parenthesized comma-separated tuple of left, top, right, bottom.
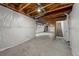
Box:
(0, 3, 73, 24)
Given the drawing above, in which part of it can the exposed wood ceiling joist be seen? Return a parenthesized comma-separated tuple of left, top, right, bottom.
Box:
(0, 3, 74, 24)
(40, 4, 73, 18)
(47, 4, 72, 13)
(18, 3, 31, 11)
(26, 3, 54, 16)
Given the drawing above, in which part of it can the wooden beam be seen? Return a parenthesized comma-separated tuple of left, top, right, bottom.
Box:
(42, 13, 65, 19)
(27, 4, 73, 16)
(19, 3, 31, 11)
(18, 4, 26, 10)
(41, 9, 70, 20)
(29, 4, 73, 19)
(26, 3, 54, 16)
(43, 3, 55, 9)
(41, 16, 66, 23)
(39, 4, 72, 19)
(47, 4, 73, 14)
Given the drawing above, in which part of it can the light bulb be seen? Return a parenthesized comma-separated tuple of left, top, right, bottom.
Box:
(37, 8, 41, 12)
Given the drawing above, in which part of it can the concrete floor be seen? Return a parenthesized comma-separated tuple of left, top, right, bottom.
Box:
(0, 35, 72, 56)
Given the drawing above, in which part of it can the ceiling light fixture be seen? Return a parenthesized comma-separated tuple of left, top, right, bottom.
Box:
(37, 3, 42, 13)
(37, 3, 46, 13)
(37, 7, 41, 12)
(34, 3, 46, 19)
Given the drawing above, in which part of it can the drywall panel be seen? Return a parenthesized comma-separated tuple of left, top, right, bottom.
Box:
(70, 3, 79, 55)
(0, 6, 36, 51)
(63, 19, 70, 41)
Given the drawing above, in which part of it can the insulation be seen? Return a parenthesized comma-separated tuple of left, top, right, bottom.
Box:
(0, 6, 36, 51)
(70, 3, 79, 56)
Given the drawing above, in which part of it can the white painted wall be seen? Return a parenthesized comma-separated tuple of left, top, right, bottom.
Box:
(70, 3, 79, 56)
(36, 24, 44, 33)
(56, 21, 63, 37)
(36, 23, 54, 39)
(48, 24, 54, 32)
(36, 23, 54, 33)
(63, 18, 70, 41)
(0, 6, 36, 51)
(60, 21, 64, 36)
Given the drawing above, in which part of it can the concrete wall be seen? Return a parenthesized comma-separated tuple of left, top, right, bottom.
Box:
(70, 3, 79, 56)
(0, 6, 36, 51)
(36, 23, 54, 33)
